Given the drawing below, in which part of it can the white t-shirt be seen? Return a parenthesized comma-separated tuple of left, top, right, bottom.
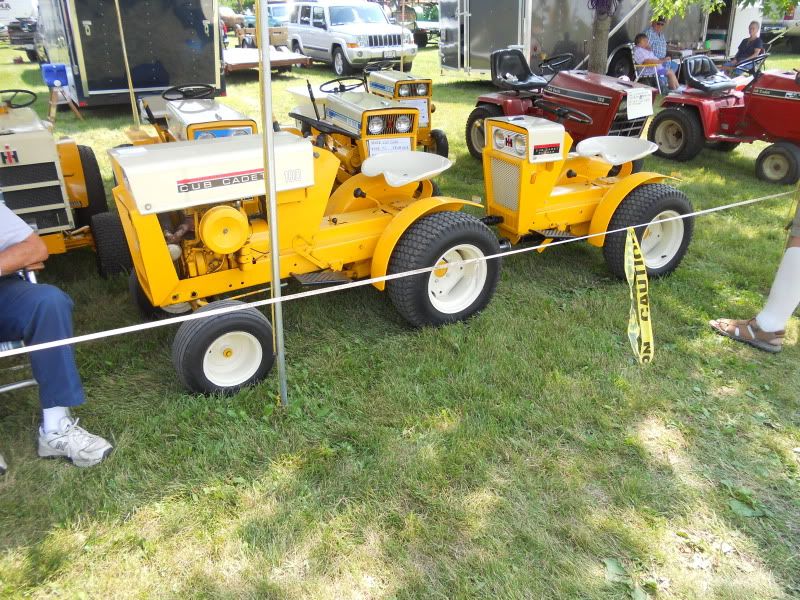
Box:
(0, 198, 34, 253)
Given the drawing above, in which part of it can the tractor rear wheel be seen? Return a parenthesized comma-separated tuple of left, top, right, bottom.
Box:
(172, 300, 275, 395)
(387, 211, 500, 327)
(91, 212, 132, 278)
(755, 142, 800, 185)
(427, 129, 449, 159)
(648, 107, 704, 162)
(465, 104, 503, 161)
(603, 183, 694, 279)
(73, 145, 108, 228)
(129, 271, 192, 320)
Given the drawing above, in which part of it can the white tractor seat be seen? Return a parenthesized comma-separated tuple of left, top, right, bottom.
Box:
(361, 151, 452, 187)
(575, 136, 658, 166)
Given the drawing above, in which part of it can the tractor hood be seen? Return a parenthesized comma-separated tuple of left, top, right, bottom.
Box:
(0, 107, 50, 135)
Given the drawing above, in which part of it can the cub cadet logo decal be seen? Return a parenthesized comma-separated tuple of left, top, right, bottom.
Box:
(177, 168, 263, 193)
(1, 145, 18, 165)
(753, 87, 800, 101)
(533, 143, 560, 156)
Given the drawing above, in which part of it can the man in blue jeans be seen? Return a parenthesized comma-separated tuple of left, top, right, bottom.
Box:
(0, 202, 112, 473)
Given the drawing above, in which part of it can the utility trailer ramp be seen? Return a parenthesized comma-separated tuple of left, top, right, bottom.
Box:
(223, 47, 310, 72)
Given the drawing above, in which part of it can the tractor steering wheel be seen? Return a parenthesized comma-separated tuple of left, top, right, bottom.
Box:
(539, 53, 573, 74)
(535, 99, 593, 125)
(734, 52, 769, 77)
(363, 60, 396, 73)
(319, 76, 366, 94)
(0, 89, 37, 108)
(161, 83, 215, 101)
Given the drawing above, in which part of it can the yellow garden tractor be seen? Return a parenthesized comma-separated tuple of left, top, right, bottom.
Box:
(109, 133, 500, 394)
(0, 88, 131, 277)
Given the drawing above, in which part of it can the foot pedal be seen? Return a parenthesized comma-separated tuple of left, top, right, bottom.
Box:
(292, 270, 352, 286)
(534, 229, 576, 239)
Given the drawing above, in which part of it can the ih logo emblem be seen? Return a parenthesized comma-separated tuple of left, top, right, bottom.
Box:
(1, 145, 18, 165)
(504, 135, 513, 148)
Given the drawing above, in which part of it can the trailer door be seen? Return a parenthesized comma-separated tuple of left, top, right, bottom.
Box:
(463, 0, 524, 72)
(68, 0, 220, 97)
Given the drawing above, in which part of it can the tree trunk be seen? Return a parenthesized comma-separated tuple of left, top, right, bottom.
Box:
(589, 11, 611, 74)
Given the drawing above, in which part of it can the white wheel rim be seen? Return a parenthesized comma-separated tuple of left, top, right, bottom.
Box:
(763, 153, 790, 181)
(640, 210, 684, 270)
(427, 243, 488, 314)
(655, 120, 684, 154)
(202, 331, 263, 388)
(470, 119, 486, 153)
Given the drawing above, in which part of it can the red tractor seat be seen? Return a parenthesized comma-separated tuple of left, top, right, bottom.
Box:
(490, 49, 549, 92)
(682, 56, 737, 95)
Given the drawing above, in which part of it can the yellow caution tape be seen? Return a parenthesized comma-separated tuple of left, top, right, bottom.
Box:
(624, 227, 654, 364)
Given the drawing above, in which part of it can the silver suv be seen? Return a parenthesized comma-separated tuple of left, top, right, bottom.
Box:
(288, 0, 417, 75)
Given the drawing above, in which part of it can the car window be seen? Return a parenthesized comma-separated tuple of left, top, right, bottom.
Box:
(329, 4, 388, 26)
(269, 4, 290, 24)
(312, 6, 325, 27)
(299, 6, 311, 25)
(290, 5, 299, 22)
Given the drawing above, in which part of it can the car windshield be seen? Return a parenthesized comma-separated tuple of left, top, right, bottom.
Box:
(329, 4, 387, 26)
(269, 5, 290, 24)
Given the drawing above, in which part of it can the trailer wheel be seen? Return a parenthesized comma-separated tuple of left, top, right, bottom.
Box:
(705, 141, 739, 152)
(414, 30, 428, 48)
(333, 47, 354, 76)
(91, 212, 132, 278)
(73, 145, 108, 228)
(755, 142, 800, 185)
(387, 211, 500, 327)
(648, 107, 704, 162)
(608, 51, 634, 79)
(129, 271, 192, 320)
(172, 300, 275, 395)
(603, 183, 694, 279)
(426, 129, 449, 158)
(465, 104, 503, 161)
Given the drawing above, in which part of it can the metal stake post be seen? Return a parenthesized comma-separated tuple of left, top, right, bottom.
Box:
(256, 2, 289, 407)
(113, 0, 140, 130)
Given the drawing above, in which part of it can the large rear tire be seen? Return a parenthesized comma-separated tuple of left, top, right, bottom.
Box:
(387, 211, 501, 327)
(603, 183, 694, 279)
(73, 145, 108, 228)
(755, 142, 800, 185)
(91, 212, 132, 278)
(172, 300, 275, 395)
(648, 107, 704, 162)
(465, 104, 504, 161)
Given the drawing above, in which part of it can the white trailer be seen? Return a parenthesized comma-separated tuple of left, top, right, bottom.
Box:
(0, 0, 36, 25)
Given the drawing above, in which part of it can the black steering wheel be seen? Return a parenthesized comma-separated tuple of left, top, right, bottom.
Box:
(535, 99, 593, 125)
(319, 76, 366, 94)
(161, 83, 215, 101)
(0, 89, 37, 108)
(363, 60, 396, 73)
(734, 52, 769, 77)
(539, 53, 573, 74)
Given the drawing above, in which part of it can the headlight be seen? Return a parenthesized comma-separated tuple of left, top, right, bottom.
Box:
(368, 116, 385, 135)
(398, 84, 411, 97)
(357, 35, 369, 47)
(195, 131, 215, 140)
(513, 134, 526, 156)
(395, 114, 411, 133)
(415, 83, 428, 96)
(231, 127, 252, 136)
(493, 128, 505, 149)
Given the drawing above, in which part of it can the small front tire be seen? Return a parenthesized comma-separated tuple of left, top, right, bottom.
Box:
(427, 129, 449, 159)
(755, 142, 800, 185)
(465, 104, 504, 161)
(73, 145, 108, 228)
(648, 107, 704, 162)
(91, 212, 133, 278)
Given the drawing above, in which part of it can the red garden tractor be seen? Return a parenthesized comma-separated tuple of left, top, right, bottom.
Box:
(647, 55, 800, 185)
(465, 49, 657, 167)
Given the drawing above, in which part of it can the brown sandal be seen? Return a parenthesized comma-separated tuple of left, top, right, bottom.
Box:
(709, 317, 784, 353)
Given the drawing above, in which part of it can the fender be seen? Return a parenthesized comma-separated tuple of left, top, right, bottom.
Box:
(56, 138, 88, 208)
(587, 171, 675, 247)
(370, 197, 482, 290)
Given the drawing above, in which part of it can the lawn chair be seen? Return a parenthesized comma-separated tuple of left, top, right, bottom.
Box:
(0, 270, 38, 395)
(634, 63, 663, 95)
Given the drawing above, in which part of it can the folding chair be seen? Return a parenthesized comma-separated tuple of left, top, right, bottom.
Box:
(0, 270, 38, 395)
(634, 63, 662, 94)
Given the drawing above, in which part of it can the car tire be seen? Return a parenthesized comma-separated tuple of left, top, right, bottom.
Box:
(91, 212, 133, 278)
(414, 31, 428, 48)
(426, 129, 449, 159)
(73, 145, 108, 228)
(465, 104, 504, 161)
(387, 211, 501, 327)
(648, 107, 704, 162)
(333, 47, 354, 76)
(26, 49, 39, 63)
(755, 142, 800, 185)
(603, 183, 694, 279)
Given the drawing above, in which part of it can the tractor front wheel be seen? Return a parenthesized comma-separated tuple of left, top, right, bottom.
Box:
(648, 107, 704, 162)
(465, 104, 503, 161)
(426, 129, 449, 159)
(73, 145, 108, 228)
(603, 183, 694, 279)
(755, 142, 800, 185)
(91, 212, 132, 278)
(387, 211, 501, 327)
(172, 300, 275, 395)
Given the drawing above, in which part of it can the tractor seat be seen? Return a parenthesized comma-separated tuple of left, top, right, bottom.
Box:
(682, 56, 736, 94)
(362, 151, 452, 187)
(575, 136, 657, 166)
(490, 49, 549, 92)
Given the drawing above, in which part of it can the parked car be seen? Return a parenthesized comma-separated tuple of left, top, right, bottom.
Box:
(6, 16, 38, 62)
(287, 0, 417, 75)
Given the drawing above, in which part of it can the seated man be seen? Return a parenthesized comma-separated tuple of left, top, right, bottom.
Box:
(633, 33, 679, 91)
(724, 21, 764, 73)
(0, 201, 112, 474)
(645, 18, 681, 75)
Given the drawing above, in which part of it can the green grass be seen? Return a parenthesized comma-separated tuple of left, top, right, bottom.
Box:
(1, 43, 799, 599)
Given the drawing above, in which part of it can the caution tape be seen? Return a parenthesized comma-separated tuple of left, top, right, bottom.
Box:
(0, 189, 794, 360)
(624, 227, 654, 364)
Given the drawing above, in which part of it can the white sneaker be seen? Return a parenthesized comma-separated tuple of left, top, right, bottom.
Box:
(37, 417, 113, 467)
(0, 451, 6, 475)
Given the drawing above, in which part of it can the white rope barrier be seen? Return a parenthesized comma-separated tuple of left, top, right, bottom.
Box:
(0, 189, 794, 360)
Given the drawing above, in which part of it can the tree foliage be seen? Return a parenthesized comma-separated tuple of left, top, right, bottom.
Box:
(648, 0, 796, 20)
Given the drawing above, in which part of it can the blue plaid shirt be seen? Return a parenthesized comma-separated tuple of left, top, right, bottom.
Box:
(646, 27, 667, 59)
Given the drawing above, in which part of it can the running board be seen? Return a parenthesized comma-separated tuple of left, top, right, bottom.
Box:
(292, 270, 353, 286)
(534, 229, 577, 239)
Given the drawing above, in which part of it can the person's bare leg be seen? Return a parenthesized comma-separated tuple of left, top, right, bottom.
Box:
(755, 236, 800, 332)
(667, 69, 679, 90)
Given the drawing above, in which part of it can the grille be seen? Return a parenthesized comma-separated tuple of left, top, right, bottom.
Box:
(367, 113, 415, 135)
(2, 185, 64, 210)
(368, 34, 401, 47)
(490, 158, 520, 212)
(608, 115, 648, 138)
(0, 162, 60, 187)
(22, 208, 71, 233)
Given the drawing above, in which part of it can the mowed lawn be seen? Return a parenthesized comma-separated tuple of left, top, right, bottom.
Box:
(0, 41, 799, 599)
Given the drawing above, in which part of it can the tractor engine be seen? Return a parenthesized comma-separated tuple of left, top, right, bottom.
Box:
(366, 69, 434, 130)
